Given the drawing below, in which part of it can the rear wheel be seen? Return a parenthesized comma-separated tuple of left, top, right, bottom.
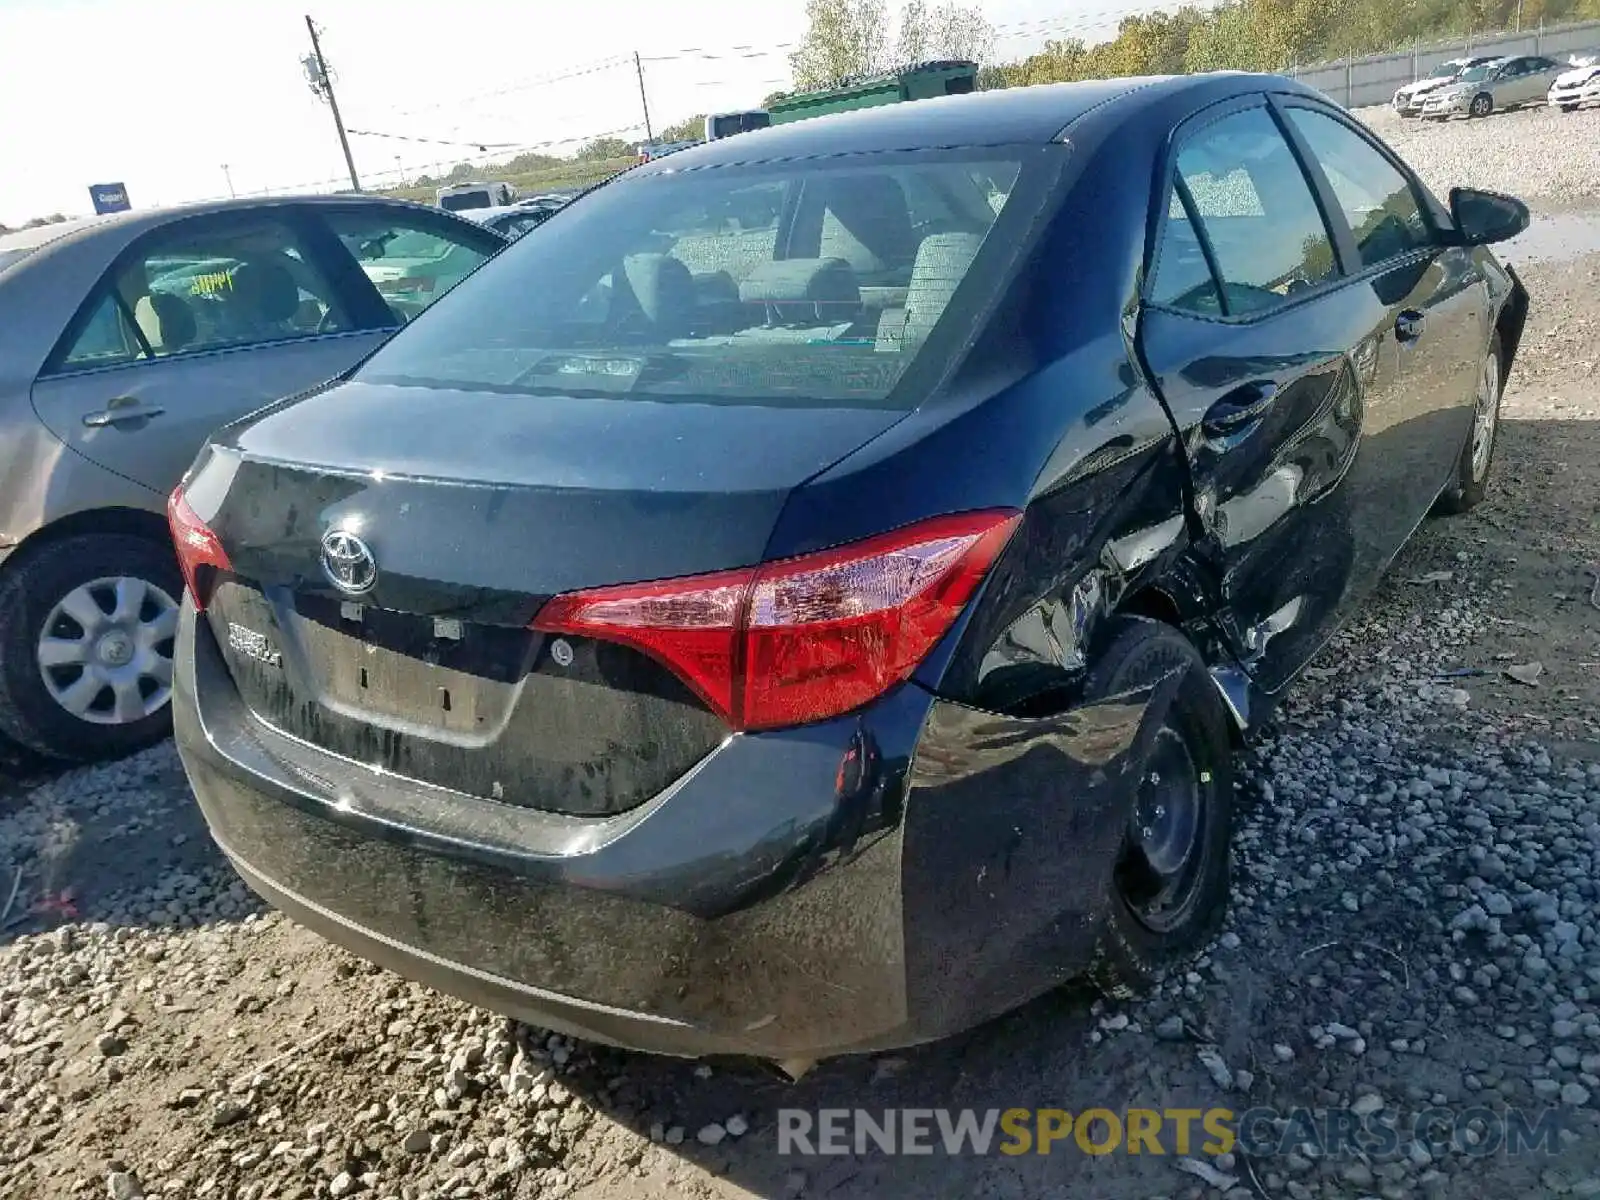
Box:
(1079, 618, 1235, 998)
(1560, 103, 1579, 112)
(0, 534, 182, 761)
(1470, 92, 1494, 118)
(1436, 334, 1503, 515)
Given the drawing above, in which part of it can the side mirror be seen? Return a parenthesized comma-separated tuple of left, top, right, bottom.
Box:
(1449, 187, 1529, 247)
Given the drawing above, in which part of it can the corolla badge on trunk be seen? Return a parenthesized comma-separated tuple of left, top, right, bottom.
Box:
(321, 529, 378, 595)
(227, 623, 281, 668)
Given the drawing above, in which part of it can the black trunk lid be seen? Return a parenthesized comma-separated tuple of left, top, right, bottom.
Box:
(193, 380, 905, 815)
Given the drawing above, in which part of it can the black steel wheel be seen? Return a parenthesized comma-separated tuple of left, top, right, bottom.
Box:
(1079, 617, 1236, 998)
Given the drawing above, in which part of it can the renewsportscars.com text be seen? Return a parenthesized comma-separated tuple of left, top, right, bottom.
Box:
(776, 1107, 1563, 1158)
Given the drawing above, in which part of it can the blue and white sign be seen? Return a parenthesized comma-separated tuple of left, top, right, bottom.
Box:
(88, 183, 131, 215)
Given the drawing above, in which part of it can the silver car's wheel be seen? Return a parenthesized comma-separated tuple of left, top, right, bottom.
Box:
(37, 576, 179, 724)
(1470, 349, 1501, 484)
(0, 533, 185, 761)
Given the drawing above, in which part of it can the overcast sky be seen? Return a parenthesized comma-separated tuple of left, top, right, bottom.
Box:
(0, 0, 1174, 226)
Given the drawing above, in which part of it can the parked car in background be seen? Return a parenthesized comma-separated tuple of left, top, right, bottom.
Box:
(1391, 56, 1499, 115)
(1420, 55, 1568, 118)
(460, 204, 556, 240)
(170, 73, 1528, 1066)
(1549, 52, 1600, 111)
(0, 196, 505, 760)
(434, 181, 516, 212)
(634, 139, 700, 164)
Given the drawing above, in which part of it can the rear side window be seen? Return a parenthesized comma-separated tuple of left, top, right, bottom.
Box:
(53, 214, 350, 371)
(1285, 109, 1432, 269)
(1150, 106, 1338, 318)
(323, 210, 495, 324)
(353, 153, 1032, 409)
(60, 293, 145, 368)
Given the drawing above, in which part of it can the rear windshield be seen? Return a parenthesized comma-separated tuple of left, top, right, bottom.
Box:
(356, 151, 1036, 409)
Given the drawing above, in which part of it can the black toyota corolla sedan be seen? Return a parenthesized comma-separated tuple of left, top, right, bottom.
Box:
(169, 71, 1529, 1066)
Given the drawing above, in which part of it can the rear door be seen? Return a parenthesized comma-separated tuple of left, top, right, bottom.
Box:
(1498, 58, 1540, 105)
(30, 206, 393, 497)
(1527, 56, 1566, 99)
(1137, 98, 1388, 694)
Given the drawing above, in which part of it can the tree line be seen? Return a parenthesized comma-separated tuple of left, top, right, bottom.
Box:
(795, 0, 1600, 94)
(645, 0, 1600, 158)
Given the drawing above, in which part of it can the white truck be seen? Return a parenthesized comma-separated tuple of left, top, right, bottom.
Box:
(434, 181, 516, 213)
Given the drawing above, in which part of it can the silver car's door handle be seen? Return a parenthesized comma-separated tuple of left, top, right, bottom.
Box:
(83, 398, 166, 428)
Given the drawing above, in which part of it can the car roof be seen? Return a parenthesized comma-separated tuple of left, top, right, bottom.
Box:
(0, 213, 122, 253)
(0, 193, 468, 258)
(629, 73, 1313, 174)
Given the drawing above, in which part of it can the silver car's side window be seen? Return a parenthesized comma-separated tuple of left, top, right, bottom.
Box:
(59, 292, 146, 369)
(59, 217, 353, 370)
(320, 212, 493, 325)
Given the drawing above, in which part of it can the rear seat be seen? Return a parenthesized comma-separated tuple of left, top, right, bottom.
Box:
(875, 233, 986, 352)
(737, 258, 861, 326)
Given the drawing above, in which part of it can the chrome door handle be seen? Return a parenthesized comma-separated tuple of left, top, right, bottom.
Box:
(83, 398, 165, 428)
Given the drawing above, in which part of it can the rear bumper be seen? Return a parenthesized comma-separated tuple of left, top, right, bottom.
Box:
(175, 603, 1168, 1060)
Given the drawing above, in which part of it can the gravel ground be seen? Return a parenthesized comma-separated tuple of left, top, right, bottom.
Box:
(0, 106, 1596, 1200)
(1359, 102, 1600, 202)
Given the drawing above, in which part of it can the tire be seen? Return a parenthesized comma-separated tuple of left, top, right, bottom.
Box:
(1079, 617, 1236, 999)
(1560, 103, 1578, 113)
(0, 534, 183, 761)
(1435, 333, 1504, 516)
(1469, 92, 1493, 118)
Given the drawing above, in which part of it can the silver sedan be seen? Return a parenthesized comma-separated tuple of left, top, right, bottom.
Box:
(1420, 54, 1570, 118)
(0, 195, 504, 760)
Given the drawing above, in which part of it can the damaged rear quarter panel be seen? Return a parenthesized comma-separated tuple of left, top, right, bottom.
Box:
(898, 668, 1183, 1039)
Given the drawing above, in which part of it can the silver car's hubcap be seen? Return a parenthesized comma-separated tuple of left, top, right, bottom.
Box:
(37, 576, 179, 724)
(1471, 352, 1500, 482)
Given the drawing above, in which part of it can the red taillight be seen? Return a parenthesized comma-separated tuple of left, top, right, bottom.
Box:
(166, 485, 232, 611)
(533, 510, 1021, 731)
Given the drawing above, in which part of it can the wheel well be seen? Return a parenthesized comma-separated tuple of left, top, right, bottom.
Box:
(1, 507, 172, 575)
(1114, 585, 1251, 745)
(1116, 586, 1184, 631)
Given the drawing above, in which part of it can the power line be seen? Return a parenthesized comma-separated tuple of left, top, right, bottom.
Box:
(346, 129, 523, 151)
(381, 55, 632, 119)
(211, 121, 648, 200)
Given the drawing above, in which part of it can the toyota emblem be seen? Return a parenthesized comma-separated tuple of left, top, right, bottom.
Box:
(320, 529, 377, 595)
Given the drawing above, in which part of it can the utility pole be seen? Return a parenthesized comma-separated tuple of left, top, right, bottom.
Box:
(303, 15, 361, 192)
(221, 164, 235, 198)
(633, 51, 654, 143)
